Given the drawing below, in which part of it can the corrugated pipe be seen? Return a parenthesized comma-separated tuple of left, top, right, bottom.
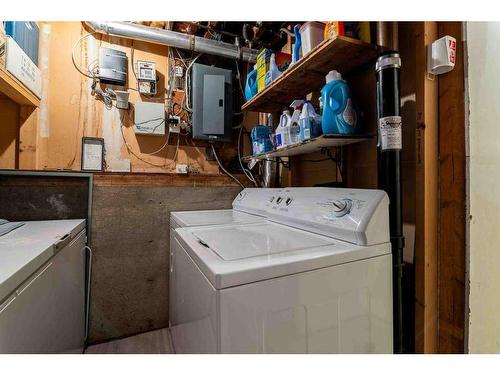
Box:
(84, 21, 258, 63)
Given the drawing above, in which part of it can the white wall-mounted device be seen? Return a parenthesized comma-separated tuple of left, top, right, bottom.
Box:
(136, 60, 157, 95)
(427, 35, 456, 75)
(134, 101, 165, 136)
(114, 90, 130, 110)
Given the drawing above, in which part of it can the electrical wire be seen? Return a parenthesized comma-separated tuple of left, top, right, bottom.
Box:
(233, 62, 258, 186)
(237, 121, 257, 186)
(184, 53, 203, 112)
(211, 144, 245, 189)
(234, 60, 245, 101)
(71, 32, 99, 79)
(119, 112, 179, 169)
(72, 32, 119, 111)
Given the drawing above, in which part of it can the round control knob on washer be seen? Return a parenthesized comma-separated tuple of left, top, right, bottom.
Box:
(331, 199, 352, 217)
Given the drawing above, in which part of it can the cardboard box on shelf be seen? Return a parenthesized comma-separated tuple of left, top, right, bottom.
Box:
(0, 27, 6, 69)
(5, 36, 42, 98)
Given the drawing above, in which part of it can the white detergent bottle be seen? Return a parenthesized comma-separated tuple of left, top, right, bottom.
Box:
(276, 110, 292, 149)
(265, 53, 282, 87)
(289, 100, 304, 145)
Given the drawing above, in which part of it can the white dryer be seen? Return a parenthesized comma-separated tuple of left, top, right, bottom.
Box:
(169, 188, 279, 329)
(170, 187, 393, 353)
(169, 188, 280, 230)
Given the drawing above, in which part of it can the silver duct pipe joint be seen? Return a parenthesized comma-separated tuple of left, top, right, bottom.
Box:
(376, 21, 399, 51)
(85, 21, 258, 63)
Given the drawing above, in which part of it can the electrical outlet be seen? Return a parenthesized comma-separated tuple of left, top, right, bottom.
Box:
(168, 115, 181, 133)
(176, 163, 188, 174)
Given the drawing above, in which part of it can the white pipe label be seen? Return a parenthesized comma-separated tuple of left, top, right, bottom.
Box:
(379, 115, 402, 151)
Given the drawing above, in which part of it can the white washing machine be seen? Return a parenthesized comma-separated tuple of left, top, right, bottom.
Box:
(170, 187, 393, 353)
(169, 188, 279, 329)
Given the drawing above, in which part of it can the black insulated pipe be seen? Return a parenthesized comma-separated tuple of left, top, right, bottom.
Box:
(376, 52, 404, 354)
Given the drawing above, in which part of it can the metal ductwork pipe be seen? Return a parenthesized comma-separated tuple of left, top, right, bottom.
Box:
(376, 22, 399, 51)
(84, 21, 258, 63)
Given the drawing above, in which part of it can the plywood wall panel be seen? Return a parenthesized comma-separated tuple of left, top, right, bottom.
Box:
(18, 106, 39, 169)
(414, 22, 439, 354)
(30, 22, 230, 175)
(0, 98, 19, 169)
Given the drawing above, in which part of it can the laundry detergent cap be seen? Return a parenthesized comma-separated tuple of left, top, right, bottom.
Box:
(326, 70, 342, 83)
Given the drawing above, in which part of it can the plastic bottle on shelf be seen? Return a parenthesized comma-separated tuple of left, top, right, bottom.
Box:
(320, 70, 358, 135)
(275, 110, 292, 149)
(244, 64, 258, 101)
(289, 100, 304, 145)
(299, 101, 322, 141)
(251, 125, 274, 155)
(264, 53, 281, 87)
(292, 24, 302, 64)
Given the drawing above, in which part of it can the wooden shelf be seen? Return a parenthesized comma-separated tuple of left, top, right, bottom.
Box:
(241, 36, 381, 113)
(242, 134, 373, 161)
(0, 67, 40, 107)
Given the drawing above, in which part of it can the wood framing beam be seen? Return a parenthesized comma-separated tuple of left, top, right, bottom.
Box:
(414, 22, 439, 353)
(437, 22, 466, 353)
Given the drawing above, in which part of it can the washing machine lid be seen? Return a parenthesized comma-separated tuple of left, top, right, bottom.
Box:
(170, 209, 263, 228)
(174, 221, 391, 289)
(192, 222, 331, 261)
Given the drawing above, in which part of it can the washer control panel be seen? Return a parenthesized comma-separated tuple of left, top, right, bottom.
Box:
(234, 187, 390, 246)
(233, 188, 281, 216)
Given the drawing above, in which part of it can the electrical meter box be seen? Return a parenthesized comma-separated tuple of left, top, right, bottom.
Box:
(134, 102, 165, 136)
(99, 47, 128, 86)
(191, 63, 233, 142)
(136, 60, 157, 95)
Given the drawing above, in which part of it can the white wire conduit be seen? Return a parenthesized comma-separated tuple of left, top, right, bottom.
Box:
(84, 21, 258, 63)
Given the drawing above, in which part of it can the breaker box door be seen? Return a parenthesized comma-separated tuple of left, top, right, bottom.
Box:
(202, 74, 225, 135)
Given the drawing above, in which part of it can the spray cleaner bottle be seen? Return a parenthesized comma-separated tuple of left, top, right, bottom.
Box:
(299, 100, 322, 141)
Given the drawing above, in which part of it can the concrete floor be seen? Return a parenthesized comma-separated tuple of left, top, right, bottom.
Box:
(85, 328, 174, 354)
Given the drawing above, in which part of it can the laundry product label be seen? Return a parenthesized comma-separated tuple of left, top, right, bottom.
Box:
(343, 98, 356, 127)
(379, 115, 402, 151)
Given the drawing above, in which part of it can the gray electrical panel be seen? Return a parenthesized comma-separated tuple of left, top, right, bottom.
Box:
(192, 63, 232, 142)
(99, 47, 128, 86)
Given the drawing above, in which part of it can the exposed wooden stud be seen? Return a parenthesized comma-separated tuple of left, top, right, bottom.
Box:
(437, 21, 466, 353)
(414, 22, 439, 354)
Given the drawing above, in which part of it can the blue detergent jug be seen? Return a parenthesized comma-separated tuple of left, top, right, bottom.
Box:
(251, 125, 274, 155)
(244, 65, 258, 102)
(320, 70, 358, 135)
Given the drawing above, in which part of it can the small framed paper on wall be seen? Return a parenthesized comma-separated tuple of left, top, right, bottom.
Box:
(81, 137, 105, 172)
